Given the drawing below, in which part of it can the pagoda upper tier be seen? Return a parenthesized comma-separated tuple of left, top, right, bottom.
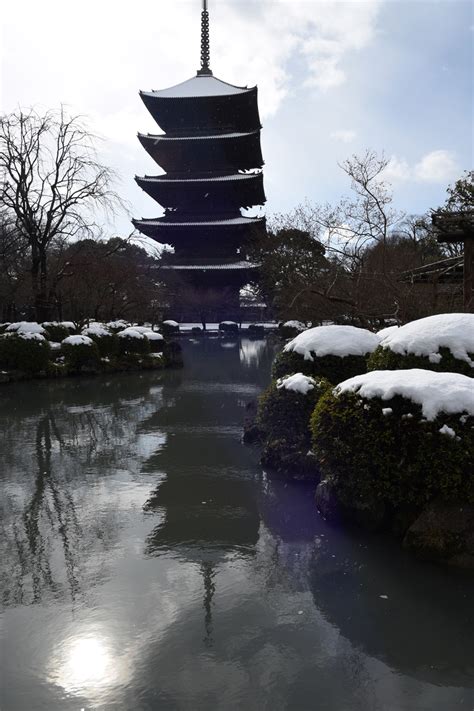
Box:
(138, 130, 263, 173)
(140, 75, 261, 134)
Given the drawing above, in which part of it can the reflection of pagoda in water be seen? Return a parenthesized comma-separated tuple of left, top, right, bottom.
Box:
(133, 0, 266, 320)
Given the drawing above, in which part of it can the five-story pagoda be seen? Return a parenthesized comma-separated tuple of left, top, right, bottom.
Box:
(133, 0, 266, 321)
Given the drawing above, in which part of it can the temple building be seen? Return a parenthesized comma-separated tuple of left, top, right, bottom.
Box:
(133, 0, 266, 321)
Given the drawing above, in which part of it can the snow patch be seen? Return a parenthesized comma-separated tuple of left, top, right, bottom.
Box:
(118, 328, 146, 340)
(284, 325, 380, 360)
(62, 335, 94, 347)
(336, 369, 474, 421)
(283, 320, 306, 331)
(163, 320, 179, 327)
(82, 324, 111, 337)
(439, 425, 456, 438)
(7, 321, 46, 335)
(277, 373, 317, 395)
(378, 313, 474, 367)
(377, 325, 399, 339)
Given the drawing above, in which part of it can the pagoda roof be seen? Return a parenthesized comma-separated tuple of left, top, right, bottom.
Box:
(134, 216, 265, 228)
(138, 129, 259, 142)
(141, 74, 255, 100)
(138, 172, 261, 184)
(161, 261, 258, 271)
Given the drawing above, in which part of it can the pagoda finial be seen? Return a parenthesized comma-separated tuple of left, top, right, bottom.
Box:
(197, 0, 213, 76)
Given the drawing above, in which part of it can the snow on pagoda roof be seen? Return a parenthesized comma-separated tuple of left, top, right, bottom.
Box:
(141, 75, 254, 99)
(134, 216, 264, 227)
(138, 130, 259, 142)
(138, 173, 261, 184)
(161, 261, 258, 271)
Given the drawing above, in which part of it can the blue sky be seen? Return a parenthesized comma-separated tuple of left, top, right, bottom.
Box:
(1, 0, 472, 241)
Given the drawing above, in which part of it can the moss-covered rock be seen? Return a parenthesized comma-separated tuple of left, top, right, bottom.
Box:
(0, 334, 51, 373)
(311, 378, 474, 512)
(368, 345, 473, 377)
(258, 373, 330, 476)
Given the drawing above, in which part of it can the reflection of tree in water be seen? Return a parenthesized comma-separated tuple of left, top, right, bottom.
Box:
(0, 375, 166, 607)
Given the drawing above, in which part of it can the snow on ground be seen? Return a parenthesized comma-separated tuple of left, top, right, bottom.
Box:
(336, 369, 474, 420)
(6, 322, 46, 335)
(283, 320, 306, 331)
(378, 313, 474, 367)
(284, 325, 380, 361)
(62, 335, 95, 346)
(277, 373, 317, 394)
(377, 325, 399, 339)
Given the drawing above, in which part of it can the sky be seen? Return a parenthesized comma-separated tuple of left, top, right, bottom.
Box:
(1, 0, 473, 243)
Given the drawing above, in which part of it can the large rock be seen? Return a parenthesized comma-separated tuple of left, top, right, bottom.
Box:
(404, 501, 474, 568)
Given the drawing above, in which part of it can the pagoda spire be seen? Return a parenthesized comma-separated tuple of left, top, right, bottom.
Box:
(197, 0, 213, 76)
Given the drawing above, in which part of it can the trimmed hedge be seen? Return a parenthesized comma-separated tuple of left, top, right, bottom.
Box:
(0, 335, 51, 373)
(43, 323, 73, 342)
(62, 340, 101, 369)
(118, 334, 151, 356)
(88, 333, 120, 357)
(368, 345, 474, 378)
(311, 388, 474, 509)
(258, 375, 330, 474)
(273, 350, 369, 384)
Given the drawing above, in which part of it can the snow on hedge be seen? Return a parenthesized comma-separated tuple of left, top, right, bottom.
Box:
(43, 321, 75, 330)
(82, 324, 111, 337)
(7, 321, 46, 335)
(377, 325, 399, 339)
(277, 373, 316, 394)
(107, 320, 129, 330)
(62, 335, 95, 347)
(145, 331, 164, 341)
(118, 327, 146, 340)
(163, 320, 179, 327)
(282, 320, 306, 331)
(378, 313, 474, 367)
(284, 325, 380, 361)
(336, 369, 474, 421)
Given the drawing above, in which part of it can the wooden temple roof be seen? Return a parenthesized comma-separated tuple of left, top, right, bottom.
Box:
(140, 75, 255, 100)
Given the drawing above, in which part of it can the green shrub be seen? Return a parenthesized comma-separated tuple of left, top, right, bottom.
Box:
(61, 338, 101, 369)
(278, 322, 306, 340)
(273, 350, 368, 384)
(258, 374, 330, 474)
(145, 334, 164, 353)
(89, 333, 119, 357)
(219, 321, 239, 336)
(0, 334, 51, 373)
(368, 345, 474, 378)
(118, 333, 150, 355)
(248, 324, 265, 338)
(162, 321, 179, 337)
(311, 389, 474, 510)
(43, 323, 72, 342)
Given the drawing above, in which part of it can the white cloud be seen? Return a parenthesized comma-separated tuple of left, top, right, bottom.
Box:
(383, 151, 459, 184)
(414, 150, 459, 183)
(330, 129, 356, 143)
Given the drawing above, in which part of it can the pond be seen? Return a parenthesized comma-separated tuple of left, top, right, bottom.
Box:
(1, 338, 474, 710)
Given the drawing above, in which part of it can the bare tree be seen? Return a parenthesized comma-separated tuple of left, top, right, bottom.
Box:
(0, 107, 124, 320)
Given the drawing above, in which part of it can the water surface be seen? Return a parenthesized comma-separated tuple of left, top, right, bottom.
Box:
(1, 338, 474, 710)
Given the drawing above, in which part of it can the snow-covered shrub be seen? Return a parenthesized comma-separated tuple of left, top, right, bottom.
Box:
(311, 369, 474, 510)
(0, 323, 11, 334)
(43, 322, 72, 342)
(219, 321, 238, 336)
(279, 320, 306, 339)
(273, 325, 380, 384)
(117, 328, 151, 355)
(257, 373, 330, 474)
(7, 321, 46, 336)
(0, 333, 51, 373)
(144, 330, 164, 353)
(82, 324, 118, 357)
(369, 314, 474, 377)
(106, 319, 130, 333)
(248, 324, 265, 338)
(61, 335, 100, 369)
(162, 320, 179, 337)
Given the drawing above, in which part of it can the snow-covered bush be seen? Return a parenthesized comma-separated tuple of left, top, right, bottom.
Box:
(61, 335, 100, 369)
(273, 325, 380, 383)
(257, 373, 330, 474)
(6, 321, 46, 336)
(279, 320, 306, 339)
(0, 332, 51, 373)
(162, 320, 179, 337)
(247, 324, 265, 338)
(311, 369, 474, 510)
(219, 321, 238, 336)
(117, 328, 151, 355)
(369, 314, 474, 377)
(144, 330, 164, 353)
(0, 323, 11, 334)
(106, 319, 130, 333)
(82, 324, 118, 357)
(43, 322, 73, 342)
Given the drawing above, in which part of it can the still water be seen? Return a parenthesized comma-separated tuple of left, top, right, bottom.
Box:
(1, 338, 474, 711)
